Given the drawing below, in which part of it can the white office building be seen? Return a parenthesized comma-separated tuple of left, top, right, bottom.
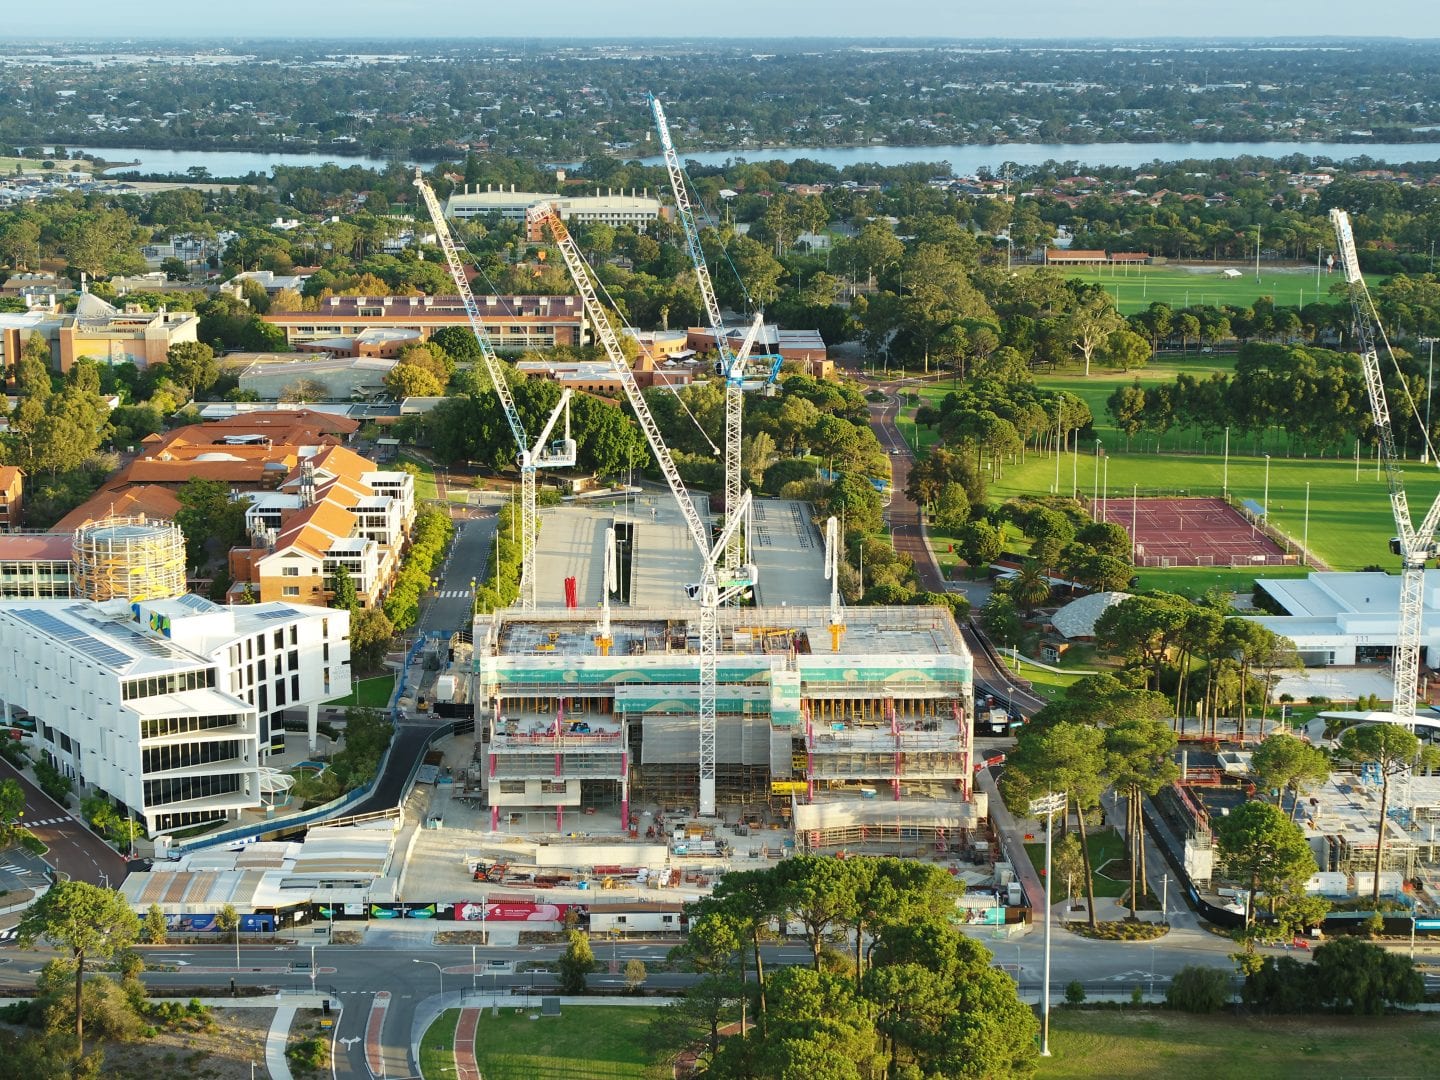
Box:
(0, 595, 350, 835)
(1249, 570, 1440, 667)
(443, 184, 662, 232)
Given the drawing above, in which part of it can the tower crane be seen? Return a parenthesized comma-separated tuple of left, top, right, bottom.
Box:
(1331, 209, 1440, 750)
(414, 171, 576, 610)
(823, 515, 846, 653)
(650, 95, 775, 573)
(532, 202, 757, 817)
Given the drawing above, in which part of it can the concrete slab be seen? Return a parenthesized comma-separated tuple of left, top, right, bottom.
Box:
(750, 499, 830, 607)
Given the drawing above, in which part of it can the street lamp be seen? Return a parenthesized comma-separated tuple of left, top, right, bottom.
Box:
(1262, 454, 1271, 530)
(413, 958, 445, 1000)
(1029, 791, 1067, 1059)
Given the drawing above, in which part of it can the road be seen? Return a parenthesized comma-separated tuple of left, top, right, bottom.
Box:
(0, 757, 127, 888)
(8, 924, 1406, 1077)
(417, 512, 498, 639)
(864, 374, 1048, 717)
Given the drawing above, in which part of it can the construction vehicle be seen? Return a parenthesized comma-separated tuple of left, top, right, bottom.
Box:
(531, 201, 757, 816)
(471, 860, 509, 882)
(413, 170, 576, 609)
(650, 95, 777, 574)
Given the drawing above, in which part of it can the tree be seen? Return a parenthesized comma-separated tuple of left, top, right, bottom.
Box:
(956, 519, 1003, 573)
(1101, 327, 1152, 372)
(174, 478, 250, 568)
(1251, 734, 1331, 818)
(330, 563, 358, 612)
(1051, 833, 1086, 913)
(1010, 560, 1051, 613)
(348, 606, 393, 671)
(16, 880, 139, 1059)
(1308, 936, 1423, 1014)
(1002, 722, 1108, 927)
(1166, 965, 1231, 1013)
(384, 362, 446, 398)
(142, 904, 168, 946)
(558, 929, 594, 994)
(623, 958, 647, 993)
(932, 481, 970, 534)
(1213, 800, 1317, 929)
(215, 902, 240, 969)
(0, 777, 23, 847)
(1338, 724, 1440, 903)
(1066, 287, 1124, 376)
(1105, 716, 1178, 916)
(773, 855, 857, 971)
(163, 341, 218, 396)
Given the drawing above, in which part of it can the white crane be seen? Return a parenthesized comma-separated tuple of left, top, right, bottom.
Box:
(532, 202, 757, 816)
(650, 95, 772, 573)
(823, 515, 846, 653)
(414, 171, 576, 609)
(1331, 209, 1440, 748)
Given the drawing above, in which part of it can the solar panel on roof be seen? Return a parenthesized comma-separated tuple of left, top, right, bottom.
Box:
(254, 607, 298, 621)
(12, 609, 132, 669)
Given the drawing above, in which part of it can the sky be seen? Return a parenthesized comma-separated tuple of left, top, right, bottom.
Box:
(8, 1, 1440, 41)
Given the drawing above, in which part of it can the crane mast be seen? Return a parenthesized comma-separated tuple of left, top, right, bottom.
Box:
(414, 171, 575, 609)
(650, 95, 765, 574)
(1331, 209, 1440, 734)
(823, 515, 845, 652)
(532, 202, 756, 816)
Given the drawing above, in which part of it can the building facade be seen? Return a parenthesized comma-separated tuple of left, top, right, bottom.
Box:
(472, 606, 974, 851)
(262, 294, 587, 354)
(0, 595, 350, 835)
(443, 185, 662, 235)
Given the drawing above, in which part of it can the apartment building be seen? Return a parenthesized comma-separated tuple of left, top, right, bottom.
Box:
(0, 467, 22, 530)
(0, 595, 349, 834)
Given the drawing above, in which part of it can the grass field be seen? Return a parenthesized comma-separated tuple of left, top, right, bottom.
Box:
(419, 1006, 659, 1080)
(1025, 828, 1127, 899)
(1037, 1010, 1440, 1079)
(1033, 263, 1365, 315)
(323, 675, 394, 708)
(398, 452, 440, 502)
(908, 351, 1433, 575)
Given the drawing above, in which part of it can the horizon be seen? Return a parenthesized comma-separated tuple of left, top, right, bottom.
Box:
(5, 1, 1440, 41)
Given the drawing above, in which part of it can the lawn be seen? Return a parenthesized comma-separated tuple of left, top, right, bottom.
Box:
(1025, 827, 1126, 899)
(399, 452, 440, 502)
(323, 674, 395, 708)
(1037, 1010, 1440, 1080)
(1031, 263, 1369, 315)
(419, 1005, 660, 1080)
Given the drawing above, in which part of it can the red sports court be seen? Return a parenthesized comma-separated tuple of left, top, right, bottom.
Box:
(1095, 496, 1293, 568)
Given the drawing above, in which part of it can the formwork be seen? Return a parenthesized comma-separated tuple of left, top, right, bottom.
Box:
(72, 515, 186, 602)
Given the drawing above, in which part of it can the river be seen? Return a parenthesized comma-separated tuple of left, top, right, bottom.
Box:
(62, 139, 1440, 180)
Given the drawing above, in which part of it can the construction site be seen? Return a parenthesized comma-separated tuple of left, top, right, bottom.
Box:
(465, 602, 976, 855)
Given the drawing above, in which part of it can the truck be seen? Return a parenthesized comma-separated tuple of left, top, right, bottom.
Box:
(974, 695, 1008, 736)
(434, 674, 457, 702)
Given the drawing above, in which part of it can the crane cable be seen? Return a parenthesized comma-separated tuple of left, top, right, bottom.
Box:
(448, 200, 719, 455)
(1354, 271, 1440, 467)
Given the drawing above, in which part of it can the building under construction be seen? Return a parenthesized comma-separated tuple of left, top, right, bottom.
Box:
(71, 516, 187, 603)
(471, 604, 976, 853)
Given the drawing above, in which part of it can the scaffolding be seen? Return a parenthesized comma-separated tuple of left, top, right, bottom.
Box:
(71, 515, 186, 603)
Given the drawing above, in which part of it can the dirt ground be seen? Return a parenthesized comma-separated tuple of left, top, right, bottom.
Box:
(100, 1008, 273, 1080)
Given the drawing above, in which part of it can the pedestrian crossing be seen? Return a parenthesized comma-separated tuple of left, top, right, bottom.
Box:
(0, 863, 38, 875)
(25, 816, 73, 827)
(435, 590, 473, 599)
(0, 928, 18, 943)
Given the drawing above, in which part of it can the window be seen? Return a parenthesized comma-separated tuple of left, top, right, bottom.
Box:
(281, 566, 300, 577)
(282, 586, 300, 597)
(287, 650, 299, 672)
(291, 674, 300, 701)
(499, 781, 525, 794)
(289, 626, 298, 646)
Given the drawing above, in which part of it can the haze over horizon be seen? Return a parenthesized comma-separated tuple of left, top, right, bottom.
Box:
(8, 1, 1440, 41)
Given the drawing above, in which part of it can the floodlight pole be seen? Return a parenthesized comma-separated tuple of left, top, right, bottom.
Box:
(1031, 792, 1066, 1059)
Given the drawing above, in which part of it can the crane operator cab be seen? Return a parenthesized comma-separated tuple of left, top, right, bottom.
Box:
(539, 437, 578, 467)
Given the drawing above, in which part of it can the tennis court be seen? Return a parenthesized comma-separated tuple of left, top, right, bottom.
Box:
(1095, 496, 1295, 568)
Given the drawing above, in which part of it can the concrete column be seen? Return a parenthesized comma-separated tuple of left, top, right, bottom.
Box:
(556, 805, 563, 833)
(490, 805, 499, 832)
(307, 702, 319, 753)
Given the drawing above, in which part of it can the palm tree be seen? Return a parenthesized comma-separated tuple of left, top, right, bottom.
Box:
(1011, 560, 1052, 614)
